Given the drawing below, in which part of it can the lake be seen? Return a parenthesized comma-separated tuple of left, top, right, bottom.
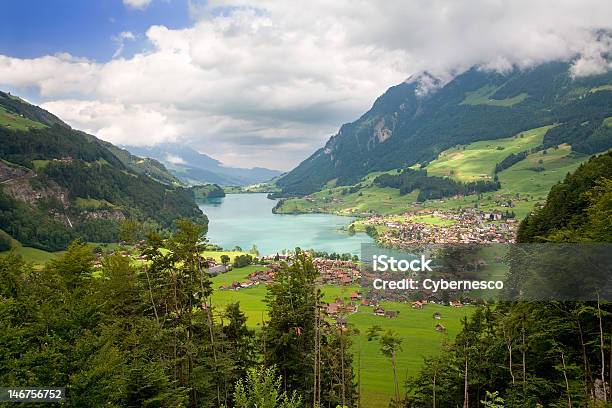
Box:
(198, 193, 373, 255)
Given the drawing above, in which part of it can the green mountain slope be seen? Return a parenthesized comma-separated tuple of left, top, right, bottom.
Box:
(277, 62, 612, 195)
(0, 92, 206, 251)
(274, 122, 597, 218)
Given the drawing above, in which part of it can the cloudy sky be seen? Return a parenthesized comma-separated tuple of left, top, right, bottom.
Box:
(1, 0, 611, 170)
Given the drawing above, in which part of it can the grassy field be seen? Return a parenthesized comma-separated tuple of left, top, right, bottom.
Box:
(209, 266, 472, 407)
(349, 303, 471, 407)
(460, 85, 528, 107)
(496, 144, 587, 197)
(1, 245, 64, 265)
(0, 240, 127, 267)
(409, 214, 456, 226)
(425, 125, 552, 181)
(414, 143, 591, 219)
(0, 106, 46, 131)
(277, 185, 420, 216)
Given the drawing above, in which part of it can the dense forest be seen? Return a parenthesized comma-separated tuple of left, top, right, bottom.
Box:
(374, 168, 499, 201)
(0, 220, 354, 407)
(190, 184, 226, 200)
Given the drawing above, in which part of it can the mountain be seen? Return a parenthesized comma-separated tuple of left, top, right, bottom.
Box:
(277, 61, 612, 195)
(124, 144, 282, 186)
(0, 91, 206, 251)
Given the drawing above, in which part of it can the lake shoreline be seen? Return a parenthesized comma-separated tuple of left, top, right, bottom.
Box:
(198, 193, 373, 255)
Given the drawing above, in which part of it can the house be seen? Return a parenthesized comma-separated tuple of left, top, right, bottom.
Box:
(208, 264, 231, 276)
(411, 301, 424, 309)
(340, 276, 353, 285)
(435, 323, 446, 332)
(373, 306, 386, 316)
(450, 300, 463, 308)
(350, 291, 361, 301)
(326, 303, 340, 315)
(384, 311, 399, 318)
(433, 312, 442, 320)
(360, 299, 371, 306)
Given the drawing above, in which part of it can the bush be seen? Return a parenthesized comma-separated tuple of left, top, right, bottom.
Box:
(233, 254, 253, 268)
(0, 230, 12, 251)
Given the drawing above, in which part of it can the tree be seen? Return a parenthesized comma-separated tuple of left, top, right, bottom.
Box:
(119, 219, 140, 245)
(233, 366, 302, 408)
(0, 229, 12, 251)
(367, 326, 403, 403)
(481, 391, 504, 408)
(220, 254, 231, 265)
(233, 254, 253, 268)
(264, 253, 319, 405)
(222, 302, 257, 395)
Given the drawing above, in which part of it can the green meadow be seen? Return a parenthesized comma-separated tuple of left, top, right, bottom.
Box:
(209, 265, 473, 407)
(496, 144, 588, 197)
(425, 125, 552, 181)
(277, 185, 420, 216)
(0, 106, 46, 131)
(460, 84, 528, 107)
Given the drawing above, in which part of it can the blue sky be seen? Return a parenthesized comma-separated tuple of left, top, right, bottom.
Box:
(0, 0, 191, 62)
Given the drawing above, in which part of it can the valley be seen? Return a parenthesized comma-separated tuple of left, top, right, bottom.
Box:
(1, 58, 611, 408)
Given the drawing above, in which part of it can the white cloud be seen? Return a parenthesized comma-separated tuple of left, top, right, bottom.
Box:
(112, 31, 137, 59)
(1, 1, 612, 169)
(40, 100, 179, 146)
(570, 32, 612, 77)
(123, 0, 152, 10)
(165, 154, 186, 165)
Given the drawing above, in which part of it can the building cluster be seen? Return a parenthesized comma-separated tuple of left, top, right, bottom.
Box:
(324, 297, 358, 316)
(218, 264, 281, 291)
(362, 209, 516, 249)
(217, 258, 364, 291)
(313, 258, 361, 285)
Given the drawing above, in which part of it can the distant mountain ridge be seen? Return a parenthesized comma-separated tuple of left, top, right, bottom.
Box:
(277, 61, 612, 195)
(124, 144, 282, 186)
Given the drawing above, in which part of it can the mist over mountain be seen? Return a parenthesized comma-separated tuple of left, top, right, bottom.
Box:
(123, 144, 282, 186)
(277, 62, 612, 195)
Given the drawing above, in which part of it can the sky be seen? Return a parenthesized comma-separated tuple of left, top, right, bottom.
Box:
(1, 0, 612, 170)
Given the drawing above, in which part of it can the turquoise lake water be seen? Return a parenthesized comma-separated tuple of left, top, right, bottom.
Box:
(198, 193, 373, 255)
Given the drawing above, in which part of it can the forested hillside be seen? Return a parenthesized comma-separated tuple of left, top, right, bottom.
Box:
(0, 221, 354, 408)
(404, 151, 612, 407)
(0, 92, 206, 251)
(278, 62, 612, 195)
(518, 151, 612, 242)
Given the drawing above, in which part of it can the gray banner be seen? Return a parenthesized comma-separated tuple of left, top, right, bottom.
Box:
(359, 243, 612, 302)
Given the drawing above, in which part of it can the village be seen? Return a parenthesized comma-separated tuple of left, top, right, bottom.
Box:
(362, 208, 517, 249)
(217, 258, 362, 290)
(213, 252, 472, 332)
(90, 221, 483, 334)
